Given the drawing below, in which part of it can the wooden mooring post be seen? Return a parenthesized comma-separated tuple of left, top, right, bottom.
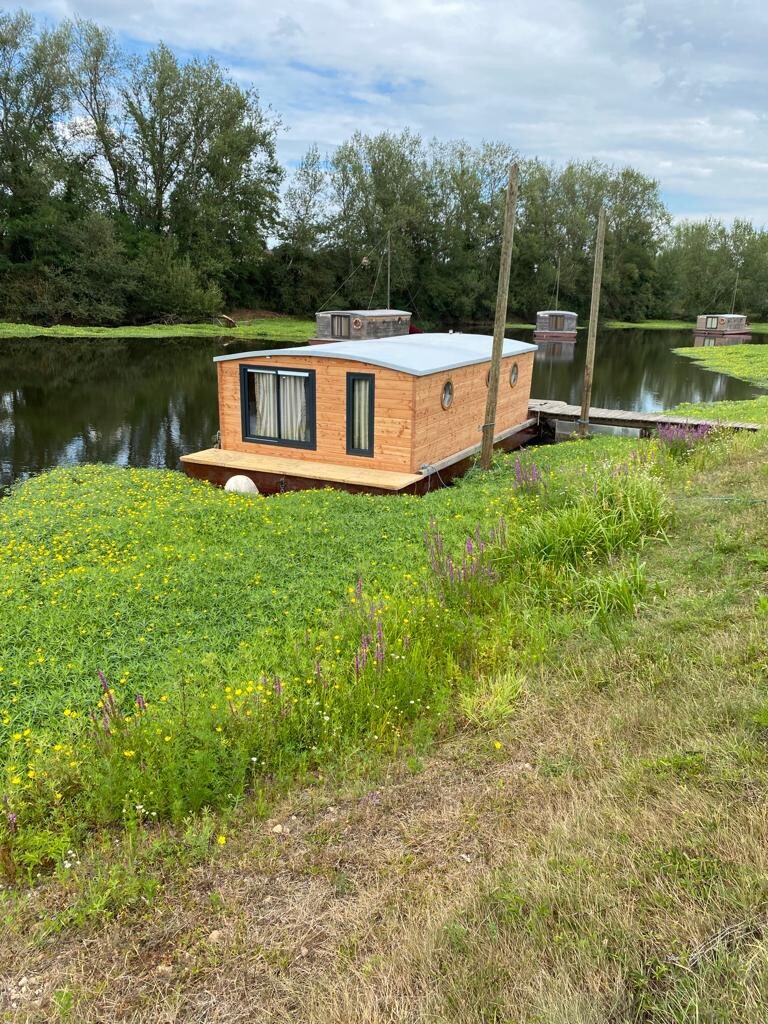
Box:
(480, 163, 519, 469)
(578, 207, 607, 438)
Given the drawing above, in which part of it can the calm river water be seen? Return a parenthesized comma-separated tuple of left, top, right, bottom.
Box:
(0, 328, 762, 487)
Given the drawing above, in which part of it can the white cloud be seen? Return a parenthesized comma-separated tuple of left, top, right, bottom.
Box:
(11, 0, 768, 222)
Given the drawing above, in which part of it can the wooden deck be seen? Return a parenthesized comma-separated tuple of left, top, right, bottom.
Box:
(528, 399, 762, 433)
(180, 448, 424, 495)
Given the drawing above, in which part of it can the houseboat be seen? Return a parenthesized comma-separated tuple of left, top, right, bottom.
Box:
(694, 314, 750, 340)
(181, 333, 537, 495)
(311, 308, 411, 343)
(534, 310, 578, 341)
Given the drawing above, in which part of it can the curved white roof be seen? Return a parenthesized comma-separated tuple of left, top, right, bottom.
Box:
(537, 310, 577, 317)
(214, 333, 537, 377)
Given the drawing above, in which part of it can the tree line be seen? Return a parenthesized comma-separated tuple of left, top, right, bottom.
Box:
(1, 10, 766, 327)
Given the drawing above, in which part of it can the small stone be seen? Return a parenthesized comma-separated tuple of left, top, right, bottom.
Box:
(208, 930, 223, 943)
(300, 946, 309, 956)
(155, 964, 172, 975)
(459, 853, 472, 863)
(272, 824, 284, 834)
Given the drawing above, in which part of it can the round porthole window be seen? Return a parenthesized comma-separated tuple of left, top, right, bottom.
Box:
(509, 362, 519, 387)
(441, 379, 454, 409)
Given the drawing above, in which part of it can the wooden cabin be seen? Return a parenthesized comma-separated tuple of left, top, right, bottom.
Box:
(181, 334, 538, 495)
(312, 309, 411, 344)
(534, 310, 578, 341)
(694, 314, 750, 337)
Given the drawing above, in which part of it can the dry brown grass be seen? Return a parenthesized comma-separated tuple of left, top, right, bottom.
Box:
(3, 435, 768, 1022)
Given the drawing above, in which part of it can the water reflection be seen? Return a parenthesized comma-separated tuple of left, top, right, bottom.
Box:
(529, 328, 762, 413)
(0, 329, 763, 486)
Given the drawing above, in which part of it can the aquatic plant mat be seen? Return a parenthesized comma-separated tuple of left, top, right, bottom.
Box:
(674, 342, 768, 389)
(0, 317, 314, 342)
(670, 342, 768, 425)
(4, 430, 768, 1020)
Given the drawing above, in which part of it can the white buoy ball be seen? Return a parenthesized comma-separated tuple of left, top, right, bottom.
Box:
(224, 474, 259, 495)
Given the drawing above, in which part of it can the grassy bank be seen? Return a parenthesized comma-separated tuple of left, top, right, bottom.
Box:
(674, 342, 768, 388)
(3, 428, 768, 1020)
(668, 342, 768, 425)
(610, 319, 768, 333)
(1, 439, 665, 876)
(608, 319, 695, 330)
(0, 317, 314, 342)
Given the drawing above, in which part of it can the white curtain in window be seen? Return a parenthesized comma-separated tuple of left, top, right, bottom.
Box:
(351, 377, 370, 451)
(279, 373, 308, 442)
(250, 371, 278, 437)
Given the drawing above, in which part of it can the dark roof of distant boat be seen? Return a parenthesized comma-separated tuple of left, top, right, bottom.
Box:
(214, 333, 537, 377)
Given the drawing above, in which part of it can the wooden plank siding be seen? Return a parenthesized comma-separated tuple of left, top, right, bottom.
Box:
(411, 353, 534, 471)
(217, 355, 416, 473)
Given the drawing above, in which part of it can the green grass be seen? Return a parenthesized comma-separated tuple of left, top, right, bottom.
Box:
(0, 317, 314, 341)
(669, 397, 768, 426)
(664, 341, 768, 425)
(4, 428, 768, 1021)
(673, 342, 768, 388)
(4, 428, 768, 1019)
(0, 439, 642, 729)
(609, 319, 768, 334)
(0, 438, 665, 874)
(608, 319, 696, 330)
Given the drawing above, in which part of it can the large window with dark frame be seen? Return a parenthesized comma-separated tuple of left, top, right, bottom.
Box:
(346, 372, 375, 456)
(550, 314, 565, 331)
(240, 365, 316, 449)
(705, 316, 719, 330)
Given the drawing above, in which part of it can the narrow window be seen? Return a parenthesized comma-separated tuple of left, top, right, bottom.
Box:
(331, 314, 351, 338)
(509, 363, 519, 387)
(551, 314, 565, 331)
(441, 380, 454, 409)
(240, 366, 316, 449)
(346, 373, 375, 456)
(705, 316, 718, 330)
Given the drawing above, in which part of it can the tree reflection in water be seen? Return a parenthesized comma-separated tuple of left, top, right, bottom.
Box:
(0, 330, 763, 487)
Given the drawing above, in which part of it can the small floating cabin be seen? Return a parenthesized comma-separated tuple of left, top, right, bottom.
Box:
(312, 309, 411, 344)
(534, 310, 578, 341)
(694, 314, 750, 338)
(181, 333, 537, 495)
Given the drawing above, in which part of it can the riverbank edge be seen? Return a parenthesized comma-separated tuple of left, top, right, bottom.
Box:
(0, 318, 315, 341)
(8, 317, 768, 340)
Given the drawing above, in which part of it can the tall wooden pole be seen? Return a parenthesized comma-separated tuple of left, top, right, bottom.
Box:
(480, 163, 519, 470)
(577, 207, 606, 438)
(386, 230, 391, 309)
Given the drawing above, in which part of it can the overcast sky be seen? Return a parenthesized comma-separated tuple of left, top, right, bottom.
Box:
(13, 0, 768, 223)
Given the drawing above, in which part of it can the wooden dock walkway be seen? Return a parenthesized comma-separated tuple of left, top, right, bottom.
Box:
(528, 399, 762, 433)
(181, 448, 425, 494)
